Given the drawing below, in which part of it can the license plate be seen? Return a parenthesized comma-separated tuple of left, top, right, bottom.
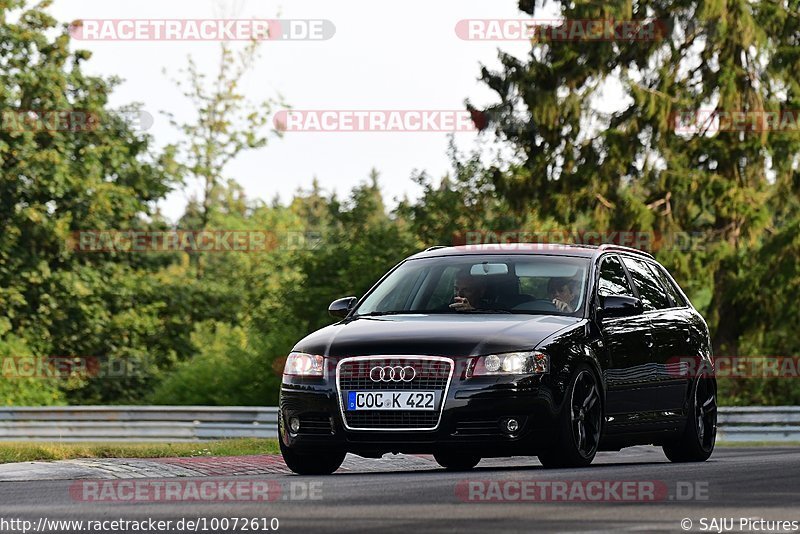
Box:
(347, 391, 436, 411)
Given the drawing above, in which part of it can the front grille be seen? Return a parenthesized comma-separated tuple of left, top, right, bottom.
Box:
(338, 359, 451, 391)
(345, 411, 440, 429)
(337, 357, 453, 430)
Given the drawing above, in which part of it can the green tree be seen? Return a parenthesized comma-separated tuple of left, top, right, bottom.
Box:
(396, 141, 525, 246)
(0, 0, 184, 404)
(165, 40, 283, 232)
(0, 325, 64, 406)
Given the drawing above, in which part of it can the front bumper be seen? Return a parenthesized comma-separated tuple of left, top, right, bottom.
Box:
(279, 370, 563, 457)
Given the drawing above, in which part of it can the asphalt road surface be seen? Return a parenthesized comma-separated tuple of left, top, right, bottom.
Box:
(0, 447, 798, 533)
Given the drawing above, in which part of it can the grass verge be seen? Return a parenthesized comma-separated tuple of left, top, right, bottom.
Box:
(0, 438, 279, 464)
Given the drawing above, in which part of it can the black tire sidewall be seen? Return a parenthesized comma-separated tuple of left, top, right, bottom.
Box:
(664, 373, 716, 462)
(279, 413, 346, 475)
(541, 364, 603, 468)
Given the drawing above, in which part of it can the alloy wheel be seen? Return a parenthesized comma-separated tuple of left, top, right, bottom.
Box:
(570, 370, 602, 459)
(695, 373, 717, 451)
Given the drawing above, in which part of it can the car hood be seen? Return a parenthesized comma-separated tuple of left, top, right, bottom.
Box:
(293, 314, 584, 358)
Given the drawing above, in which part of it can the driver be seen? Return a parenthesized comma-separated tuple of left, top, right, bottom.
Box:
(450, 270, 489, 311)
(548, 277, 579, 313)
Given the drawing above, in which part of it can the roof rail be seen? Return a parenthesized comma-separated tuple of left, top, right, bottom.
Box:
(597, 244, 654, 259)
(424, 245, 448, 252)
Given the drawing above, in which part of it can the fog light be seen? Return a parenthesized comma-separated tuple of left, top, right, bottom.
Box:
(505, 418, 519, 433)
(289, 417, 301, 433)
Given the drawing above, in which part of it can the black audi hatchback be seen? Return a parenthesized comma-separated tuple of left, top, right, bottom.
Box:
(279, 244, 717, 474)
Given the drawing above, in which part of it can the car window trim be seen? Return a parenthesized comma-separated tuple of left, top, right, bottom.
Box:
(617, 254, 690, 313)
(597, 253, 638, 298)
(651, 261, 691, 309)
(618, 255, 668, 312)
(592, 253, 638, 320)
(635, 258, 676, 310)
(642, 260, 683, 309)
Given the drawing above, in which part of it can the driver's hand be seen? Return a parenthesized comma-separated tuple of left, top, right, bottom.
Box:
(450, 297, 475, 311)
(552, 298, 570, 312)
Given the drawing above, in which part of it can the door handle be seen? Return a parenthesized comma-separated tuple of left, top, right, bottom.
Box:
(644, 332, 654, 348)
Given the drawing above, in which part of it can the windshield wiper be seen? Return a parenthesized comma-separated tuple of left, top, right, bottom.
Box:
(458, 308, 512, 314)
(355, 309, 514, 317)
(353, 311, 409, 318)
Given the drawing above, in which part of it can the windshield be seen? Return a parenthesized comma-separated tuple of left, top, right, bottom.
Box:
(355, 255, 590, 317)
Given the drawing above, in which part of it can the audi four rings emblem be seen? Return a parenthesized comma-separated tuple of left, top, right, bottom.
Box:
(370, 365, 416, 382)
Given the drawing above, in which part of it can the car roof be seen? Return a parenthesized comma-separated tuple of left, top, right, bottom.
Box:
(408, 243, 655, 261)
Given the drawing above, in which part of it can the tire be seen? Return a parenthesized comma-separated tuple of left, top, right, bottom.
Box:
(538, 365, 603, 468)
(279, 437, 346, 475)
(433, 452, 481, 471)
(663, 372, 717, 463)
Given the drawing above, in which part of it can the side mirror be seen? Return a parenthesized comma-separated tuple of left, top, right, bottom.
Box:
(328, 296, 358, 318)
(598, 295, 643, 319)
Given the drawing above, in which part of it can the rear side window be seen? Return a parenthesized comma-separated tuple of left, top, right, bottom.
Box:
(647, 262, 687, 307)
(598, 255, 634, 297)
(622, 257, 671, 310)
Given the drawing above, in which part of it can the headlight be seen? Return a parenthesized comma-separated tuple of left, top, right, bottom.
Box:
(283, 352, 324, 377)
(467, 351, 548, 377)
